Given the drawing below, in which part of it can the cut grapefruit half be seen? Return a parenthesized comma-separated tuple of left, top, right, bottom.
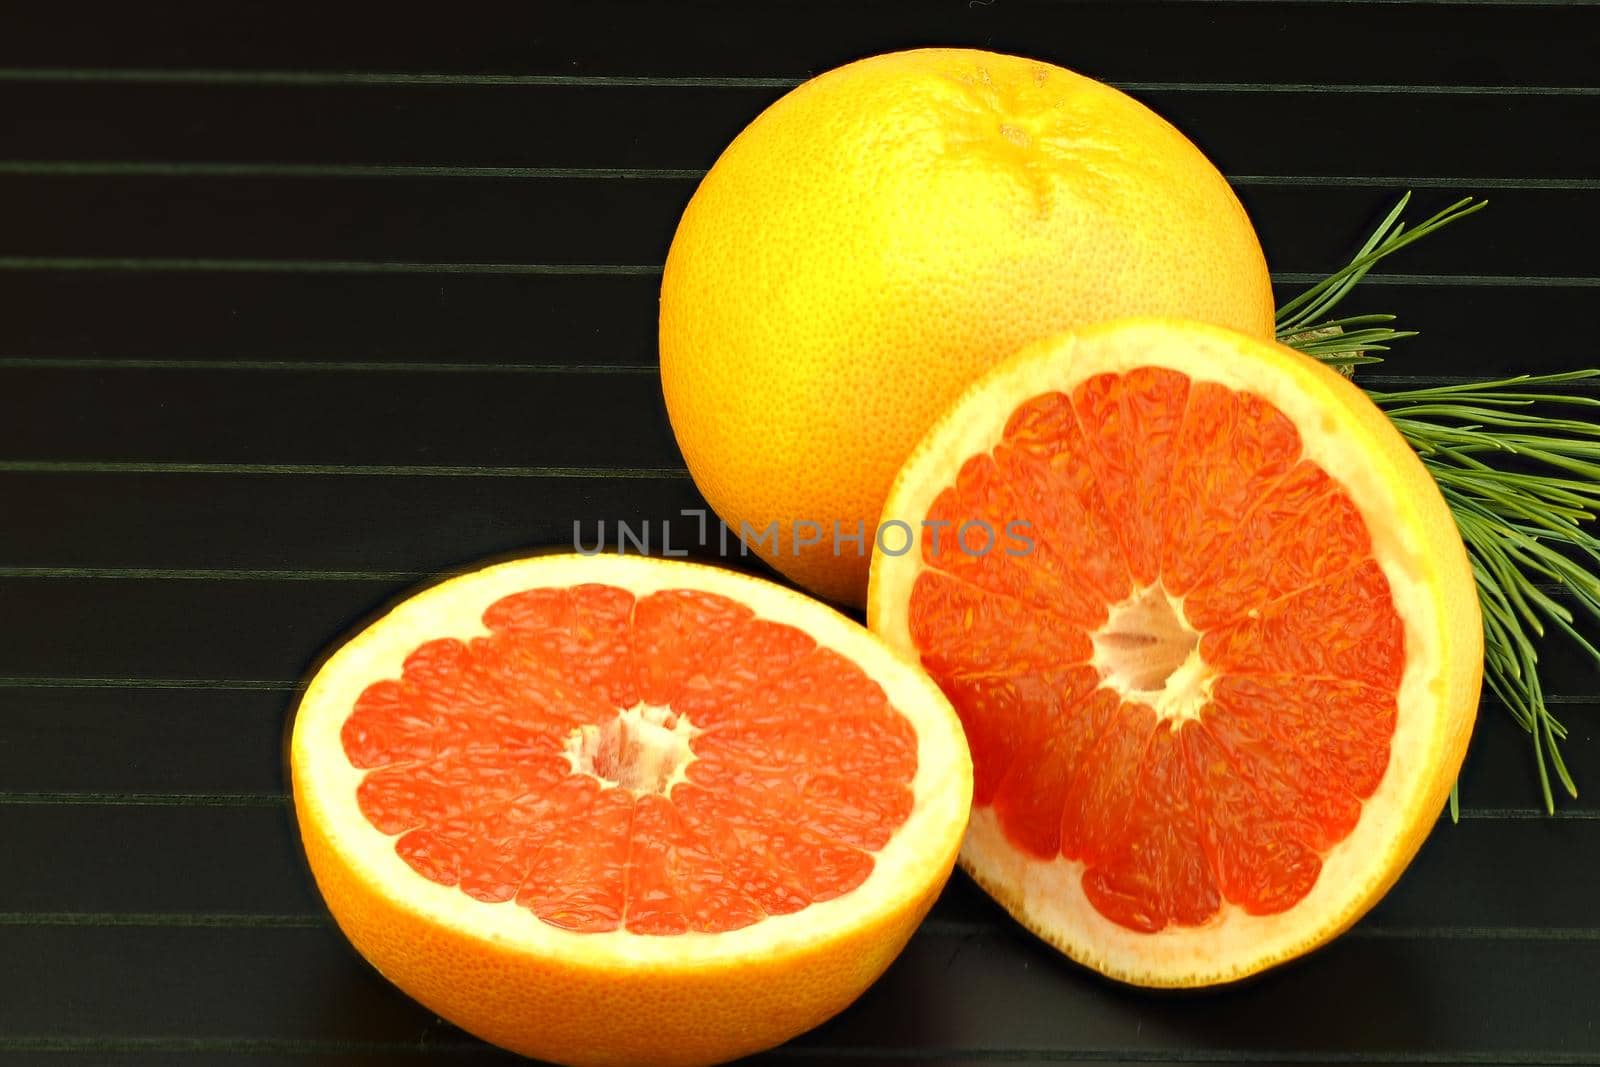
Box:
(868, 318, 1481, 987)
(292, 554, 971, 1067)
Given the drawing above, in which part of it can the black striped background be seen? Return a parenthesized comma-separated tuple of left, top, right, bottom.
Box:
(3, 2, 1599, 1064)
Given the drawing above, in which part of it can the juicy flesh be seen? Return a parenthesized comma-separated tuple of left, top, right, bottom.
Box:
(341, 585, 918, 935)
(907, 368, 1401, 933)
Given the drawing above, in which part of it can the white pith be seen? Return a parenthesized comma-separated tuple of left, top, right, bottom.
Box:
(563, 703, 699, 796)
(868, 320, 1471, 986)
(1091, 584, 1211, 723)
(292, 553, 972, 971)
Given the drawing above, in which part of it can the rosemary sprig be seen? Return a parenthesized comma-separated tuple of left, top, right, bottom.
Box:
(1278, 194, 1600, 813)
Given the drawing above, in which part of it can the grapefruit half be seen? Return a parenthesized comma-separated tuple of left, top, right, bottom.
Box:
(292, 554, 972, 1066)
(868, 318, 1481, 986)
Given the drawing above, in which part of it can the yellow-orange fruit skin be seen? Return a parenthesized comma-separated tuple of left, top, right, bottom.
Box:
(295, 776, 957, 1067)
(660, 48, 1276, 606)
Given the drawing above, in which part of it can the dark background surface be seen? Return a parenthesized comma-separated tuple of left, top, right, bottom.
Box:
(3, 2, 1600, 1064)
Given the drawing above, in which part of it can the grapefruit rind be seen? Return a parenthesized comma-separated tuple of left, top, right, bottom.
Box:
(293, 553, 972, 1065)
(868, 317, 1481, 987)
(660, 47, 1276, 607)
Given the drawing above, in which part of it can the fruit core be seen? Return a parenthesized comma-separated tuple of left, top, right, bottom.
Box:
(906, 367, 1402, 933)
(339, 584, 918, 935)
(563, 704, 698, 796)
(1092, 584, 1210, 723)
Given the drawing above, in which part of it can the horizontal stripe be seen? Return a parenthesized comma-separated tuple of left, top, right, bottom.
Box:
(1272, 271, 1600, 287)
(1130, 89, 1600, 101)
(0, 357, 656, 374)
(0, 460, 689, 478)
(0, 363, 1589, 399)
(0, 67, 1596, 94)
(0, 1038, 482, 1056)
(0, 791, 286, 807)
(1456, 807, 1600, 820)
(1345, 925, 1600, 941)
(0, 68, 801, 88)
(1222, 0, 1599, 4)
(0, 161, 706, 180)
(2, 257, 1595, 287)
(1183, 0, 1600, 5)
(0, 362, 1590, 392)
(0, 162, 1591, 191)
(0, 1037, 1588, 1063)
(0, 256, 661, 275)
(0, 676, 296, 690)
(1359, 373, 1600, 387)
(0, 566, 427, 581)
(1232, 174, 1600, 191)
(0, 912, 324, 928)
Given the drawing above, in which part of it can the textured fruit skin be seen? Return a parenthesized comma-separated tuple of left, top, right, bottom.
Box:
(867, 319, 1482, 987)
(660, 48, 1276, 606)
(295, 795, 955, 1067)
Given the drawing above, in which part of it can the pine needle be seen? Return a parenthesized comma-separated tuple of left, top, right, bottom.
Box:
(1278, 194, 1600, 813)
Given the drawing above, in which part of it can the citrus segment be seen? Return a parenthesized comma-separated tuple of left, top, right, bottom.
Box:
(991, 687, 1117, 860)
(294, 554, 972, 1066)
(1159, 383, 1301, 596)
(997, 401, 1133, 607)
(1070, 367, 1191, 586)
(922, 459, 1104, 627)
(869, 318, 1481, 986)
(1059, 701, 1155, 867)
(1182, 464, 1366, 630)
(1180, 724, 1322, 915)
(1082, 727, 1218, 934)
(907, 571, 1093, 807)
(521, 786, 630, 933)
(1201, 560, 1405, 689)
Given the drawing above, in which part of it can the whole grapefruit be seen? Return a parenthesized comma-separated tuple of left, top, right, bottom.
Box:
(660, 48, 1275, 605)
